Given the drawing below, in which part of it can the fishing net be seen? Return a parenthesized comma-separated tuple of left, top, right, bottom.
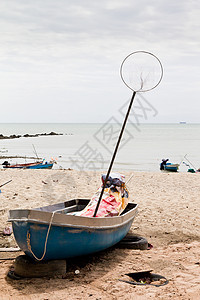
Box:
(120, 51, 163, 92)
(93, 51, 163, 217)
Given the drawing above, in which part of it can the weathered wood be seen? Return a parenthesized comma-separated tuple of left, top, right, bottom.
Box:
(0, 247, 21, 252)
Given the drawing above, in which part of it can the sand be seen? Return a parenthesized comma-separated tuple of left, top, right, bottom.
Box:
(0, 169, 199, 299)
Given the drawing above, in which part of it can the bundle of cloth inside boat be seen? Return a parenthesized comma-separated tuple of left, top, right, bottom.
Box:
(70, 173, 129, 217)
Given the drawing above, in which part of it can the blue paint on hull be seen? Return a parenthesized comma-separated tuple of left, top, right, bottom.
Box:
(164, 167, 177, 172)
(160, 163, 179, 172)
(27, 163, 53, 169)
(164, 163, 178, 172)
(3, 162, 53, 169)
(12, 220, 132, 260)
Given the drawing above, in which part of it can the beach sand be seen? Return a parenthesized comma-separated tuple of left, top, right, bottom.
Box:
(0, 169, 199, 299)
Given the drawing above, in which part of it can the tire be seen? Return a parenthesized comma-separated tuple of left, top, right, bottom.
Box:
(120, 271, 168, 286)
(116, 235, 148, 250)
(13, 255, 66, 278)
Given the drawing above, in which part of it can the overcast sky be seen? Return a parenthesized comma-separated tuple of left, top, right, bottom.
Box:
(0, 0, 199, 123)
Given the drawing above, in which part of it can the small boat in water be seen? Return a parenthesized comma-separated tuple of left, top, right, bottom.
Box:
(8, 198, 138, 260)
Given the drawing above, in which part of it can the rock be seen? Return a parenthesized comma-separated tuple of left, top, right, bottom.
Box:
(0, 132, 63, 140)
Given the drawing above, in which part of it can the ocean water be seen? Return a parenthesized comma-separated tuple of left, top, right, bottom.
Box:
(0, 123, 200, 172)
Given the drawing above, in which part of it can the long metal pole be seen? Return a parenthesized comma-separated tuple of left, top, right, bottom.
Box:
(93, 91, 136, 217)
(0, 179, 12, 188)
(184, 154, 197, 171)
(32, 144, 39, 160)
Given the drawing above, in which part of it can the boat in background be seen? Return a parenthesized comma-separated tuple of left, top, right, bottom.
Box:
(160, 159, 179, 172)
(28, 161, 54, 169)
(2, 160, 54, 169)
(0, 148, 8, 153)
(8, 199, 138, 260)
(163, 163, 179, 172)
(182, 155, 200, 173)
(2, 161, 43, 169)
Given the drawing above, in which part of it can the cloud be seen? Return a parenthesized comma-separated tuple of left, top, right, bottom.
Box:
(0, 0, 199, 122)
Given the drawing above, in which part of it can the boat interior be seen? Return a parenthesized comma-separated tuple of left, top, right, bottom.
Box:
(35, 199, 137, 216)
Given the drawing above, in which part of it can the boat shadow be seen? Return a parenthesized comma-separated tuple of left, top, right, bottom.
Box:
(6, 246, 127, 295)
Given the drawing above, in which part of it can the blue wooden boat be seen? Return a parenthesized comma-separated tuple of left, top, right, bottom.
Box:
(3, 161, 43, 169)
(28, 162, 54, 169)
(3, 161, 54, 169)
(8, 199, 138, 261)
(164, 163, 179, 172)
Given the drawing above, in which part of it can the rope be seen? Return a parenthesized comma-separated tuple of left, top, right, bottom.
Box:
(26, 207, 68, 261)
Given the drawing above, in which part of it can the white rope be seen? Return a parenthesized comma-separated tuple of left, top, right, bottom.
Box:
(27, 207, 69, 261)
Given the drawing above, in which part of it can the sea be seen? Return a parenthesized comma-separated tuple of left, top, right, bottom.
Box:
(0, 123, 199, 172)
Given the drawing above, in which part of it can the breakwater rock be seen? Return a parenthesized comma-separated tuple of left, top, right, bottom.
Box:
(0, 132, 63, 140)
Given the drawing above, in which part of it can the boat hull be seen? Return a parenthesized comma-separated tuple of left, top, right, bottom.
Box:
(3, 161, 43, 169)
(27, 163, 53, 169)
(163, 163, 179, 172)
(9, 199, 138, 260)
(4, 163, 53, 169)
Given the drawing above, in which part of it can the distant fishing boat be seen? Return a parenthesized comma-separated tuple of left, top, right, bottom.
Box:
(28, 161, 54, 169)
(179, 121, 186, 124)
(2, 161, 43, 169)
(163, 163, 179, 172)
(160, 159, 179, 172)
(0, 148, 8, 153)
(2, 160, 54, 169)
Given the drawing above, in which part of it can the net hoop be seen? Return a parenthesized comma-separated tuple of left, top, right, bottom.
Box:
(120, 51, 163, 92)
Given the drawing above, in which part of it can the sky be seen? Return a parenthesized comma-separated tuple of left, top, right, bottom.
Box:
(0, 0, 200, 123)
